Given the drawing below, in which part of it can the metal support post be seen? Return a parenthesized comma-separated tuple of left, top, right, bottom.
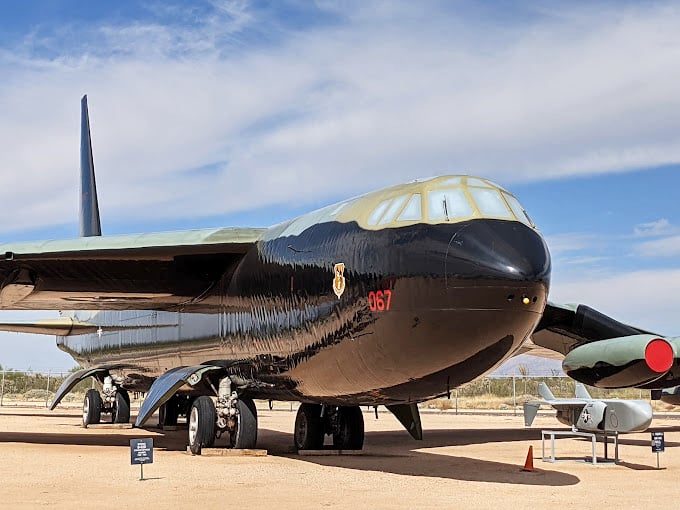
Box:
(45, 370, 51, 408)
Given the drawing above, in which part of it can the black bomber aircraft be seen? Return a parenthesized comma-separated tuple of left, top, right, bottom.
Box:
(0, 96, 678, 454)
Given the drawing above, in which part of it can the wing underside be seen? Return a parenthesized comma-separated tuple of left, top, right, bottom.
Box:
(0, 227, 265, 313)
(522, 301, 654, 359)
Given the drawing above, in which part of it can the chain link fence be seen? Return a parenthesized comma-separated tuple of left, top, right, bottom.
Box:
(0, 370, 659, 411)
(0, 369, 92, 407)
(423, 375, 652, 413)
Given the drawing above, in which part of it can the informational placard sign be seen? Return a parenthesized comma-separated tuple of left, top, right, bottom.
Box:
(651, 431, 665, 452)
(130, 438, 154, 480)
(651, 431, 665, 470)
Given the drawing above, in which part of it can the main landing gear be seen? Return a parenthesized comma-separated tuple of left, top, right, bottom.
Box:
(173, 373, 367, 454)
(294, 404, 365, 450)
(82, 376, 130, 427)
(188, 378, 258, 455)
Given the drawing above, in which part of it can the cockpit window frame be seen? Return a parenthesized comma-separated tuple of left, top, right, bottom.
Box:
(265, 175, 539, 238)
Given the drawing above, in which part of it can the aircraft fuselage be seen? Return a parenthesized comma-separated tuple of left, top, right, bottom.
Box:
(59, 213, 550, 406)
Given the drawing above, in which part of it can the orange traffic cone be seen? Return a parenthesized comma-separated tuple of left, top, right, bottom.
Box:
(521, 445, 534, 472)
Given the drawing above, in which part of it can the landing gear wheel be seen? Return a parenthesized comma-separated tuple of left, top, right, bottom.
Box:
(332, 406, 364, 450)
(294, 403, 324, 450)
(230, 397, 258, 449)
(188, 396, 216, 455)
(112, 389, 130, 424)
(83, 389, 102, 427)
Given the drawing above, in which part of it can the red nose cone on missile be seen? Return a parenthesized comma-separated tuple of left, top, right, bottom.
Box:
(645, 339, 674, 373)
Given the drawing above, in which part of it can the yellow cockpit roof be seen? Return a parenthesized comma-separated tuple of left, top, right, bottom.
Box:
(268, 175, 535, 238)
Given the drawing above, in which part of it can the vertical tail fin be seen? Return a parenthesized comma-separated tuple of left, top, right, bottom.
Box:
(574, 383, 592, 399)
(523, 402, 540, 427)
(538, 382, 555, 401)
(80, 95, 102, 237)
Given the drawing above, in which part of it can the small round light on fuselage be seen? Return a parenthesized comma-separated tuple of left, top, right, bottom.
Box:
(522, 296, 530, 305)
(645, 338, 674, 373)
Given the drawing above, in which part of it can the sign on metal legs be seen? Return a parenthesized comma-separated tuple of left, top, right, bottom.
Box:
(130, 438, 154, 480)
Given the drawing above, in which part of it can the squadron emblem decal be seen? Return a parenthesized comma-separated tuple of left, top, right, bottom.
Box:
(332, 263, 346, 298)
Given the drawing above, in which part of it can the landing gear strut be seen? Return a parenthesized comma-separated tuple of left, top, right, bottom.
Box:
(294, 404, 364, 450)
(82, 377, 130, 427)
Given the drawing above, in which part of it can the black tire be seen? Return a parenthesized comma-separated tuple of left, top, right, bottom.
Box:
(230, 397, 258, 449)
(294, 403, 324, 450)
(188, 396, 216, 455)
(112, 390, 131, 424)
(332, 406, 364, 450)
(83, 389, 102, 427)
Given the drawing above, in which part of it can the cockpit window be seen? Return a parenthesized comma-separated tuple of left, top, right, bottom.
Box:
(319, 174, 539, 232)
(367, 199, 392, 226)
(468, 187, 513, 219)
(397, 194, 422, 221)
(330, 201, 350, 216)
(428, 189, 473, 220)
(503, 193, 534, 226)
(379, 195, 409, 224)
(439, 177, 462, 187)
(466, 177, 493, 188)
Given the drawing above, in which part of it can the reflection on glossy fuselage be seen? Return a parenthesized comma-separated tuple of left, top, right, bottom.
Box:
(59, 217, 550, 406)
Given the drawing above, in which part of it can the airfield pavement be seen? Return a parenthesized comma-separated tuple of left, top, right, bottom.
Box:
(0, 405, 678, 509)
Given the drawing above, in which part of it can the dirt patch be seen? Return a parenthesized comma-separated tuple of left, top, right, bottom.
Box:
(0, 406, 677, 509)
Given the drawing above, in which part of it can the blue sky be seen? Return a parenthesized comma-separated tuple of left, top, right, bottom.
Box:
(0, 1, 679, 372)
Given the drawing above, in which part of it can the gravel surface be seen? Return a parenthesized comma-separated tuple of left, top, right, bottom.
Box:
(0, 405, 677, 509)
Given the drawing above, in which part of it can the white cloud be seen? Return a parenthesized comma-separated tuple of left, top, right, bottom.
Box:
(545, 233, 600, 256)
(1, 1, 680, 235)
(634, 235, 680, 257)
(633, 219, 675, 238)
(3, 1, 680, 370)
(550, 268, 680, 336)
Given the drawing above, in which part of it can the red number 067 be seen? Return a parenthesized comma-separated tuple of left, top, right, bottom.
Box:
(368, 290, 392, 312)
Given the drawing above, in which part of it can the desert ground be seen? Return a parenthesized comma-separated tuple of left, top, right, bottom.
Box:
(0, 404, 677, 509)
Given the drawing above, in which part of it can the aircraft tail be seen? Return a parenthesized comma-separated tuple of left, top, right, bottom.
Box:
(538, 382, 555, 401)
(574, 383, 592, 399)
(80, 95, 102, 237)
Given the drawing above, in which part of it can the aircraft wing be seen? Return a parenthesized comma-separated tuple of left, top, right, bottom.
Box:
(524, 301, 655, 358)
(523, 397, 587, 427)
(523, 382, 589, 427)
(0, 227, 265, 313)
(0, 316, 100, 335)
(534, 398, 586, 407)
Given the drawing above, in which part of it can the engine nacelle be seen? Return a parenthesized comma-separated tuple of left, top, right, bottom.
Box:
(563, 334, 676, 389)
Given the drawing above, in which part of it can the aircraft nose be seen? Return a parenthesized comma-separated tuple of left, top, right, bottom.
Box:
(445, 219, 551, 284)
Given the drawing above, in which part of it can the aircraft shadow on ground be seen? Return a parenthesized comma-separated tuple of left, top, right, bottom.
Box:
(6, 419, 675, 483)
(0, 423, 579, 485)
(259, 427, 580, 486)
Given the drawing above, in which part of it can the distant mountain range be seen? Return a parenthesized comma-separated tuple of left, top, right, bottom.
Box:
(491, 354, 564, 377)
